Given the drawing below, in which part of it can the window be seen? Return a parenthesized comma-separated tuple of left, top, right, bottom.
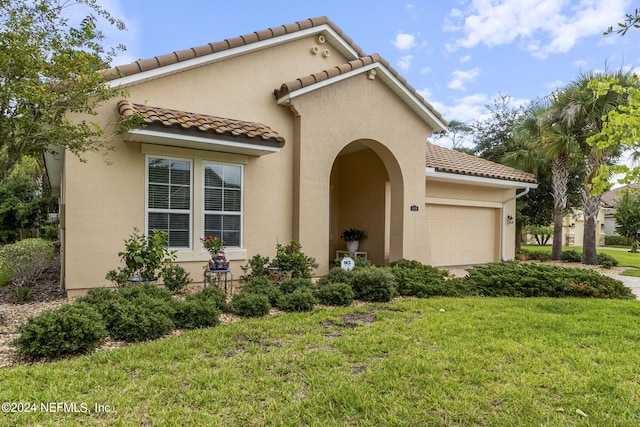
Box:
(147, 157, 192, 248)
(203, 162, 242, 247)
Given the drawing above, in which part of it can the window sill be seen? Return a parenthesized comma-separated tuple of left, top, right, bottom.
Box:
(174, 249, 247, 263)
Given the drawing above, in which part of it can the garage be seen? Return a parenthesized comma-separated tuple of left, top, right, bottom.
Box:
(426, 204, 499, 266)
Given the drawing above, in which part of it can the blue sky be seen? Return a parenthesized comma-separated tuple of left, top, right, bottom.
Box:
(99, 0, 640, 136)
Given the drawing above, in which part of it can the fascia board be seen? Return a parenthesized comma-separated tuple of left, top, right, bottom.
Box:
(426, 168, 539, 189)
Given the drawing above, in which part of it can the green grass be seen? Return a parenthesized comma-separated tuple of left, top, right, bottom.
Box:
(523, 244, 640, 268)
(1, 297, 640, 426)
(622, 268, 640, 277)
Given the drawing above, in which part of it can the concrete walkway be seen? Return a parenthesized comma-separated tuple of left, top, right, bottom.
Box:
(603, 272, 640, 299)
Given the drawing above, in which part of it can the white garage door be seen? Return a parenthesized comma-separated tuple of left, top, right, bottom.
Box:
(426, 204, 499, 266)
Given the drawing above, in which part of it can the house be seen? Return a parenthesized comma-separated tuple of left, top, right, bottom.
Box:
(561, 208, 606, 247)
(44, 16, 537, 296)
(600, 184, 640, 237)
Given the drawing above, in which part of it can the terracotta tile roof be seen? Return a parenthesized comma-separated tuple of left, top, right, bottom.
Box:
(118, 100, 285, 145)
(102, 16, 365, 81)
(425, 143, 537, 184)
(273, 54, 445, 127)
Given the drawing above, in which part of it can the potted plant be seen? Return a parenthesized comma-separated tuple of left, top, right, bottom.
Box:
(201, 235, 229, 270)
(340, 228, 367, 253)
(106, 227, 176, 286)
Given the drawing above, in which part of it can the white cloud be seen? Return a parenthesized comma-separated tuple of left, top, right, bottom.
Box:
(448, 68, 481, 91)
(393, 33, 417, 50)
(546, 80, 564, 90)
(430, 93, 490, 123)
(459, 55, 471, 63)
(420, 66, 432, 75)
(447, 0, 628, 59)
(573, 59, 588, 68)
(397, 55, 414, 72)
(417, 87, 433, 100)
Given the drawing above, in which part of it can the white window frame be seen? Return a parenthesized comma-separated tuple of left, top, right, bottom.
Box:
(202, 161, 243, 249)
(145, 155, 193, 250)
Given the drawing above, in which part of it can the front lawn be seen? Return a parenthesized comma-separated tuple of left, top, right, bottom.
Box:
(522, 244, 640, 268)
(1, 297, 639, 426)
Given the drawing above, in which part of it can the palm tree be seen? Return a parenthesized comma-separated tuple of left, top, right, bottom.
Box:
(508, 98, 581, 260)
(550, 70, 635, 264)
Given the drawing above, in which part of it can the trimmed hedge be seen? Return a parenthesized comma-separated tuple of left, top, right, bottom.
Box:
(231, 292, 271, 317)
(242, 277, 282, 305)
(315, 282, 354, 306)
(276, 287, 316, 312)
(464, 262, 634, 299)
(186, 286, 229, 313)
(175, 299, 221, 329)
(350, 267, 397, 302)
(12, 304, 107, 359)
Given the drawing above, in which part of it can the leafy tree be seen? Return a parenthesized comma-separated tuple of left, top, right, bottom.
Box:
(0, 157, 56, 243)
(471, 93, 525, 163)
(429, 120, 473, 152)
(614, 190, 640, 243)
(605, 8, 640, 36)
(0, 0, 127, 184)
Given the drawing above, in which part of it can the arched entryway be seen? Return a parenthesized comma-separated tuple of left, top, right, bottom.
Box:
(329, 139, 403, 266)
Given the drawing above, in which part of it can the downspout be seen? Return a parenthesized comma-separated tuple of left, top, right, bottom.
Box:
(501, 187, 530, 261)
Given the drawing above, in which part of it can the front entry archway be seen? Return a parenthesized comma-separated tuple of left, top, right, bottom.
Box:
(329, 139, 403, 266)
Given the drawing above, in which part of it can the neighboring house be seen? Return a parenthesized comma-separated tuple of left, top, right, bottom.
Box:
(600, 184, 640, 237)
(44, 16, 537, 296)
(561, 208, 606, 247)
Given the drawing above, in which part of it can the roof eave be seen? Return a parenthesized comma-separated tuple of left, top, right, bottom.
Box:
(106, 24, 360, 89)
(276, 62, 447, 132)
(125, 128, 282, 156)
(426, 168, 538, 189)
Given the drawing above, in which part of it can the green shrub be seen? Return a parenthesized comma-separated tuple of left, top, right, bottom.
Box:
(117, 283, 175, 302)
(318, 267, 354, 287)
(269, 241, 318, 279)
(162, 264, 191, 293)
(105, 296, 176, 342)
(463, 262, 634, 299)
(597, 253, 619, 269)
(315, 282, 354, 306)
(388, 259, 455, 297)
(350, 267, 397, 302)
(604, 235, 634, 246)
(240, 254, 271, 281)
(561, 250, 582, 263)
(231, 292, 271, 317)
(528, 251, 553, 262)
(9, 285, 33, 303)
(279, 277, 313, 294)
(79, 284, 178, 342)
(174, 299, 221, 329)
(242, 277, 282, 305)
(12, 304, 107, 359)
(388, 259, 449, 276)
(186, 286, 229, 312)
(276, 287, 316, 312)
(0, 238, 56, 287)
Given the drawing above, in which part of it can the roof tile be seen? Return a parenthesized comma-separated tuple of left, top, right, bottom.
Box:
(102, 16, 366, 81)
(425, 143, 537, 184)
(117, 100, 285, 146)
